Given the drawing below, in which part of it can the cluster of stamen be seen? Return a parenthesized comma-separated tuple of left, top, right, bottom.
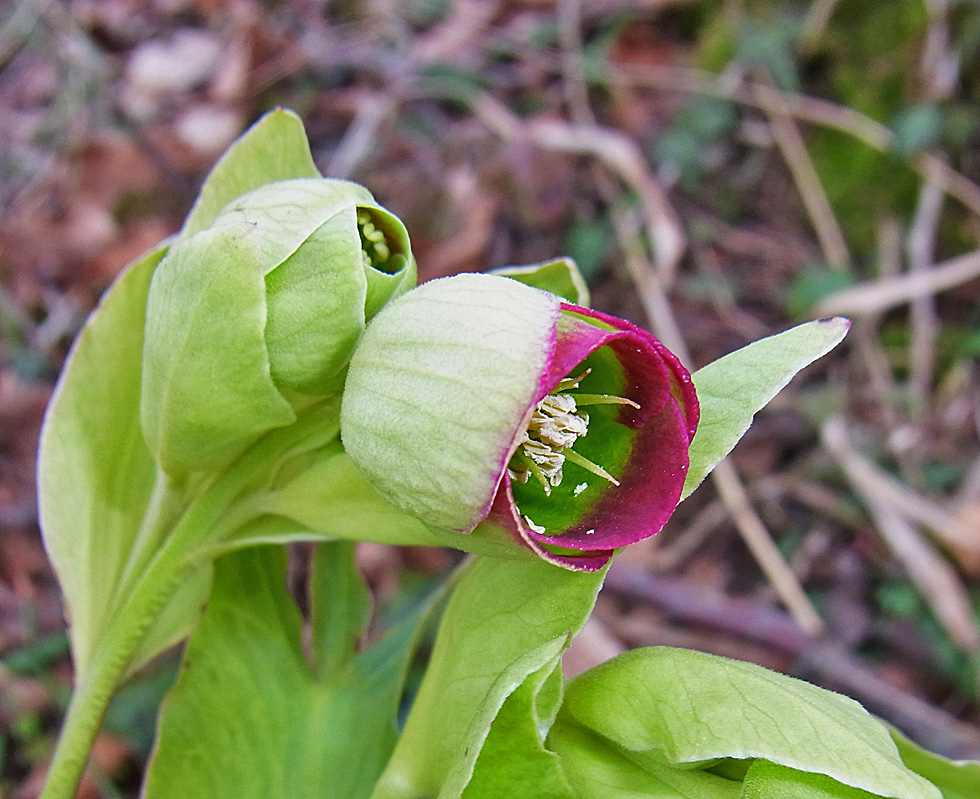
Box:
(508, 370, 638, 498)
(358, 209, 395, 269)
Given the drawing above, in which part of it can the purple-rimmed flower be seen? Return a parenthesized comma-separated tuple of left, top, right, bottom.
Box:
(340, 273, 698, 571)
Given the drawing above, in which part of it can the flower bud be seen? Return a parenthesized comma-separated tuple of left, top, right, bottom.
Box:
(141, 178, 415, 475)
(340, 273, 698, 571)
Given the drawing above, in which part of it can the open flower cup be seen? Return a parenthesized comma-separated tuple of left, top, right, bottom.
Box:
(341, 273, 699, 570)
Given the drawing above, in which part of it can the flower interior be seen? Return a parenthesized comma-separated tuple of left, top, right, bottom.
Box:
(357, 208, 407, 274)
(508, 345, 637, 536)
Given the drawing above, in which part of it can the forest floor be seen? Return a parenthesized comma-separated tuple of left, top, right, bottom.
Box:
(1, 1, 980, 796)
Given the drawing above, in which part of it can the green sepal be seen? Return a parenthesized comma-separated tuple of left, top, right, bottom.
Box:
(140, 221, 297, 474)
(683, 317, 849, 499)
(492, 258, 591, 306)
(181, 109, 321, 236)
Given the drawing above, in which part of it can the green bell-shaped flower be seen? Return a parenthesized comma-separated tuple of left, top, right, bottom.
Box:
(141, 178, 415, 476)
(341, 273, 698, 571)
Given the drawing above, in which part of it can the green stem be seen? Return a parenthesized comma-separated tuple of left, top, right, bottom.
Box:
(40, 411, 345, 798)
(112, 469, 189, 613)
(39, 542, 188, 798)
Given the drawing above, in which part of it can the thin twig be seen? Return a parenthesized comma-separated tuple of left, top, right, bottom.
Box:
(906, 181, 944, 416)
(903, 0, 958, 418)
(605, 198, 690, 360)
(605, 563, 980, 759)
(610, 63, 980, 219)
(800, 0, 841, 51)
(712, 460, 825, 636)
(753, 73, 850, 269)
(822, 417, 980, 654)
(326, 92, 398, 179)
(557, 0, 596, 126)
(649, 498, 730, 572)
(472, 94, 687, 287)
(413, 0, 502, 63)
(815, 245, 980, 316)
(847, 220, 902, 429)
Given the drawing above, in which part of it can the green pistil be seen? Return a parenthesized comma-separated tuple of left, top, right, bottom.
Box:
(508, 369, 638, 498)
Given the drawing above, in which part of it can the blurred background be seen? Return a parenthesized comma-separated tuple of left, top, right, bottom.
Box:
(1, 0, 980, 795)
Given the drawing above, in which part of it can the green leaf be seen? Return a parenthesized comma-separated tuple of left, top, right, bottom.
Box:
(182, 109, 321, 236)
(38, 246, 164, 676)
(372, 557, 605, 799)
(742, 760, 887, 798)
(310, 541, 371, 676)
(143, 543, 440, 799)
(492, 258, 591, 306)
(548, 721, 741, 799)
(683, 318, 850, 499)
(462, 663, 574, 799)
(560, 647, 941, 799)
(890, 727, 980, 799)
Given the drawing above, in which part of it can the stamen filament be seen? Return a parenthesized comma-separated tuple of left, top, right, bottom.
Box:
(563, 448, 621, 486)
(571, 394, 640, 408)
(521, 453, 553, 495)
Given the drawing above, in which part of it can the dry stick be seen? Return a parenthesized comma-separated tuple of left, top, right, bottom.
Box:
(557, 0, 596, 126)
(604, 563, 980, 760)
(610, 63, 980, 220)
(753, 74, 851, 270)
(848, 221, 903, 431)
(906, 181, 944, 416)
(533, 118, 687, 287)
(816, 245, 980, 316)
(473, 95, 686, 287)
(555, 0, 685, 352)
(905, 0, 958, 416)
(712, 459, 825, 636)
(649, 498, 730, 572)
(606, 202, 690, 360)
(414, 0, 502, 63)
(822, 417, 980, 654)
(327, 92, 398, 179)
(800, 0, 841, 50)
(824, 423, 979, 559)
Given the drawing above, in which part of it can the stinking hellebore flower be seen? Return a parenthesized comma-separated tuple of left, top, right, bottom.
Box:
(140, 178, 415, 476)
(340, 273, 699, 571)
